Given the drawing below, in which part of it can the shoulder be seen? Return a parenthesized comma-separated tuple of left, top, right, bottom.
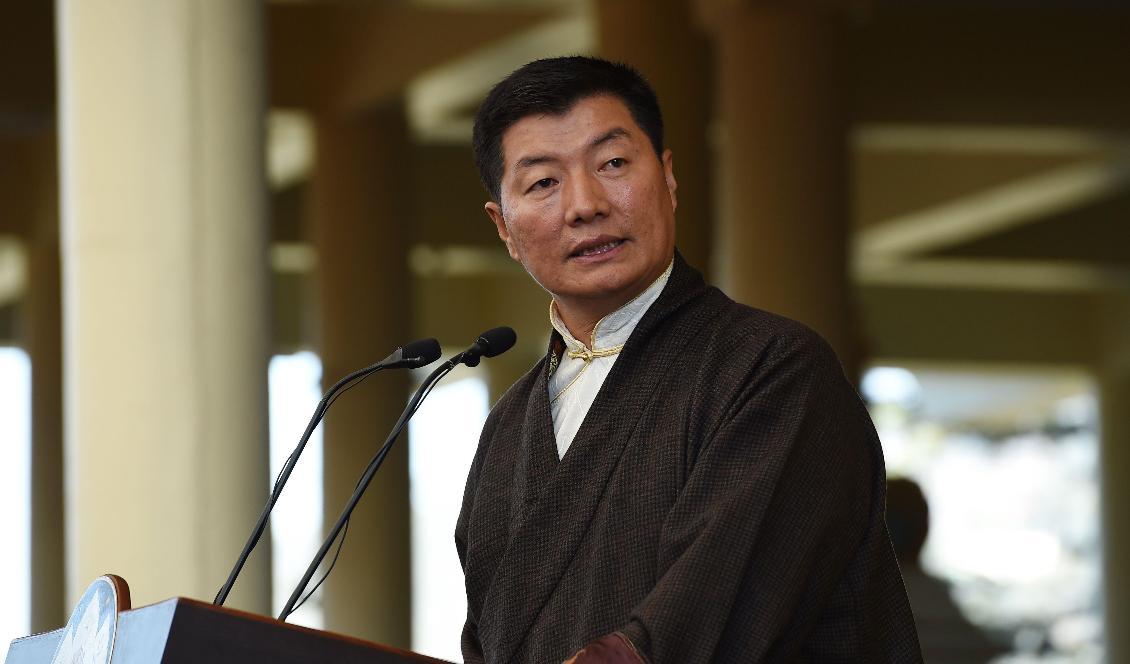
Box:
(680, 293, 880, 495)
(689, 288, 845, 383)
(659, 254, 842, 375)
(655, 289, 859, 458)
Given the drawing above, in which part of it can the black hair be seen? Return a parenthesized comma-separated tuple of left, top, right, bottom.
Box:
(472, 56, 664, 202)
(886, 477, 930, 564)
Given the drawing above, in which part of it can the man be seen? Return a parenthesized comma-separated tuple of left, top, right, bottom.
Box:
(457, 56, 921, 663)
(887, 479, 1007, 663)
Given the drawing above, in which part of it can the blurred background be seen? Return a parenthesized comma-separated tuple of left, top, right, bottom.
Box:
(1, 0, 1128, 662)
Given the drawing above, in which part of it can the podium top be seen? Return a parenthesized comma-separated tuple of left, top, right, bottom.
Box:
(9, 595, 452, 664)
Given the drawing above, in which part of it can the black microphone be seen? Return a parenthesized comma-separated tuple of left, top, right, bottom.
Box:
(213, 338, 441, 607)
(459, 326, 518, 367)
(278, 327, 517, 621)
(378, 337, 443, 370)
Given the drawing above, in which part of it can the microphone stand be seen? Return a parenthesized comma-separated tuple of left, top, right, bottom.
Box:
(277, 353, 466, 621)
(214, 360, 390, 607)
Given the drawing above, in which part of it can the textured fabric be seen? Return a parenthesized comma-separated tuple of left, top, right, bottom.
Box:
(456, 254, 923, 664)
(549, 260, 673, 458)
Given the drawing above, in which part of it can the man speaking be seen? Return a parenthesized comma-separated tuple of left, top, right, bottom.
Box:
(456, 56, 922, 663)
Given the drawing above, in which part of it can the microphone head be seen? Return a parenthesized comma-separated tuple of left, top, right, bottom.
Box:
(401, 338, 441, 368)
(476, 326, 517, 358)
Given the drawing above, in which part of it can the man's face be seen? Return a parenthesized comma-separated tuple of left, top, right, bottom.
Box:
(485, 95, 677, 318)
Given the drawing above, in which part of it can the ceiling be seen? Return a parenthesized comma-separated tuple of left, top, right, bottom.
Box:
(1, 1, 1127, 350)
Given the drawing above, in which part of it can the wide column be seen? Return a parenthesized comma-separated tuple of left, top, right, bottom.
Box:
(22, 131, 66, 632)
(707, 4, 856, 369)
(310, 102, 412, 648)
(597, 0, 714, 275)
(56, 0, 271, 612)
(1099, 295, 1130, 664)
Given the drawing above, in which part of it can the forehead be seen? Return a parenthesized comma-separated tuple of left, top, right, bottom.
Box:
(500, 95, 641, 169)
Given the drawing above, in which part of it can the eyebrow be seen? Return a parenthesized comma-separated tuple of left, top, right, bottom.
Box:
(513, 127, 632, 171)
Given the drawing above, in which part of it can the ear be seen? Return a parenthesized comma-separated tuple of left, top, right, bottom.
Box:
(661, 149, 678, 212)
(485, 201, 521, 262)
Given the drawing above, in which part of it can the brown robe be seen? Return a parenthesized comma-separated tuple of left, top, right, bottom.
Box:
(456, 255, 922, 663)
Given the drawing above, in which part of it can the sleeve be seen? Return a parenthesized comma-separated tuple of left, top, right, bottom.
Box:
(460, 609, 485, 664)
(614, 328, 899, 663)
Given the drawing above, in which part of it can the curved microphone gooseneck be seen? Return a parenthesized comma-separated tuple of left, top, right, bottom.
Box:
(278, 327, 517, 621)
(213, 338, 442, 607)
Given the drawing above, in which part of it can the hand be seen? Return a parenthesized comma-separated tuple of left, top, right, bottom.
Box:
(562, 632, 644, 664)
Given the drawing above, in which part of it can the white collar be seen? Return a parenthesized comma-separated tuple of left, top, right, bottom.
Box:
(550, 260, 674, 354)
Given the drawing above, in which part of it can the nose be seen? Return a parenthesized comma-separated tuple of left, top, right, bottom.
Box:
(562, 172, 609, 226)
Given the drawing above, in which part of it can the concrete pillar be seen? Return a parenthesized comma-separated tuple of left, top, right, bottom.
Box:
(21, 131, 65, 632)
(1099, 294, 1130, 664)
(708, 5, 856, 370)
(597, 0, 714, 276)
(56, 0, 271, 612)
(310, 102, 412, 648)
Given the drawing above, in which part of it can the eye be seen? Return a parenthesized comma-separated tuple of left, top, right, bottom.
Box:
(527, 177, 556, 193)
(605, 157, 626, 169)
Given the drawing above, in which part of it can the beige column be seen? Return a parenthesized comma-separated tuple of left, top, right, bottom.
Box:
(310, 102, 412, 648)
(22, 131, 66, 631)
(708, 5, 856, 370)
(597, 0, 714, 275)
(56, 1, 271, 612)
(1099, 294, 1130, 664)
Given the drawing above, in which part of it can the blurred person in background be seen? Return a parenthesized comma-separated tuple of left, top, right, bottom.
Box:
(887, 477, 1009, 663)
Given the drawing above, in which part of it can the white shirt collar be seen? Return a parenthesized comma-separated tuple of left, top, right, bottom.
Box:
(549, 260, 674, 355)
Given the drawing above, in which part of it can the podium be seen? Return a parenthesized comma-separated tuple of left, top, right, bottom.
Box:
(6, 576, 452, 664)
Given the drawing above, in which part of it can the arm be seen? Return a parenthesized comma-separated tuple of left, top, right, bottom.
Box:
(456, 408, 499, 664)
(575, 328, 900, 662)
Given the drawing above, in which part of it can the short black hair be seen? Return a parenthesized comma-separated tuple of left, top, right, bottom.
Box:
(472, 56, 664, 202)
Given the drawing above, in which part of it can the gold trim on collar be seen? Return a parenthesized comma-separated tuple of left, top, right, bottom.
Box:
(566, 344, 624, 363)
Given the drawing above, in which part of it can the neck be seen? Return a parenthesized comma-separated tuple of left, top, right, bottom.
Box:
(553, 259, 675, 346)
(554, 301, 610, 348)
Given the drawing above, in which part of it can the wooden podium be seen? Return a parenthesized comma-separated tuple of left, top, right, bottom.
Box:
(6, 576, 452, 664)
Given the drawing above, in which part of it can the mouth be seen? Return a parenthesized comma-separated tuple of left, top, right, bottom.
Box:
(570, 237, 625, 259)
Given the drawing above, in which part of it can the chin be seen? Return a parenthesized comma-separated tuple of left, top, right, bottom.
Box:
(581, 278, 640, 302)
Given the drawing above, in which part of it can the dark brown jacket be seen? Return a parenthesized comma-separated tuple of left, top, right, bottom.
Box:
(457, 256, 922, 663)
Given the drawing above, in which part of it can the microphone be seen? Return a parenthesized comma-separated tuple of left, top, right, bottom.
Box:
(378, 337, 443, 369)
(459, 326, 517, 367)
(278, 327, 517, 621)
(213, 338, 441, 607)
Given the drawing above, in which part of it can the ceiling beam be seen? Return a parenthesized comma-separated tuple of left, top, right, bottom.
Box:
(855, 124, 1130, 156)
(856, 258, 1130, 294)
(855, 155, 1130, 259)
(407, 6, 593, 142)
(268, 2, 555, 113)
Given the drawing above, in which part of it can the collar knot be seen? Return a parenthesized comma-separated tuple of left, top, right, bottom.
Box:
(565, 344, 624, 363)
